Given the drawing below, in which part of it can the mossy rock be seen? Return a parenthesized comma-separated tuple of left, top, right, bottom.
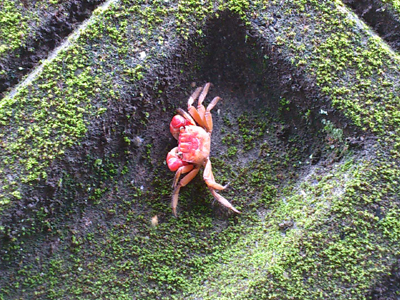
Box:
(0, 0, 105, 96)
(0, 0, 400, 299)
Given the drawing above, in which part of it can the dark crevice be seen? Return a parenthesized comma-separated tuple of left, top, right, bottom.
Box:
(188, 12, 362, 148)
(0, 0, 106, 98)
(343, 0, 400, 51)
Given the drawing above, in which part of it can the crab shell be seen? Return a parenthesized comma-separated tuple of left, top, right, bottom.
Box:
(166, 125, 210, 171)
(178, 125, 210, 165)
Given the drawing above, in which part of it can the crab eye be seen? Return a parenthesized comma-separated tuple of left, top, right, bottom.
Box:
(170, 115, 186, 129)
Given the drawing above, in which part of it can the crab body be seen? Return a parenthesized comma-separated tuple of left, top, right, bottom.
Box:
(166, 83, 240, 216)
(178, 125, 210, 165)
(166, 125, 210, 171)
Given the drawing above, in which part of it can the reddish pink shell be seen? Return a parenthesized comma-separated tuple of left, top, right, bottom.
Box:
(178, 125, 210, 165)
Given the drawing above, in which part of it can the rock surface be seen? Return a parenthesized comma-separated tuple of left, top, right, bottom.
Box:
(0, 0, 400, 299)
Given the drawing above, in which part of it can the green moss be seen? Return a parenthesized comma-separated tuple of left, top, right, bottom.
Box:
(379, 209, 400, 242)
(0, 45, 102, 212)
(383, 0, 400, 16)
(185, 155, 399, 299)
(0, 0, 65, 57)
(227, 146, 238, 157)
(237, 112, 268, 151)
(0, 1, 29, 55)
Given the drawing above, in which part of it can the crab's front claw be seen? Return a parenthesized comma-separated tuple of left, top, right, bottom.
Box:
(170, 115, 186, 140)
(167, 147, 183, 171)
(170, 111, 196, 139)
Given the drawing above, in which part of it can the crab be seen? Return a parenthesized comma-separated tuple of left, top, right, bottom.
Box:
(166, 83, 241, 216)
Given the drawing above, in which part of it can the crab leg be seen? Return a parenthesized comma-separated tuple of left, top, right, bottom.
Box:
(203, 158, 228, 190)
(204, 96, 221, 133)
(176, 108, 196, 126)
(204, 158, 240, 214)
(171, 165, 200, 216)
(172, 164, 194, 188)
(197, 83, 211, 122)
(209, 188, 241, 214)
(187, 83, 211, 127)
(187, 87, 205, 127)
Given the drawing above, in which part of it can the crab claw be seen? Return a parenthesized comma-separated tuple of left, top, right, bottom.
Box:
(167, 157, 182, 172)
(167, 148, 183, 171)
(170, 115, 186, 139)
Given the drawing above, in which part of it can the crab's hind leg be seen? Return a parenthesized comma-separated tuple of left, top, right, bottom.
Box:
(176, 108, 196, 126)
(209, 188, 241, 214)
(196, 82, 211, 119)
(203, 158, 240, 214)
(203, 157, 229, 190)
(171, 165, 200, 216)
(197, 82, 211, 128)
(187, 83, 212, 127)
(204, 96, 221, 133)
(187, 86, 205, 127)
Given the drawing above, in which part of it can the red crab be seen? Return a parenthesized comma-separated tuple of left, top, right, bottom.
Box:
(166, 83, 241, 216)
